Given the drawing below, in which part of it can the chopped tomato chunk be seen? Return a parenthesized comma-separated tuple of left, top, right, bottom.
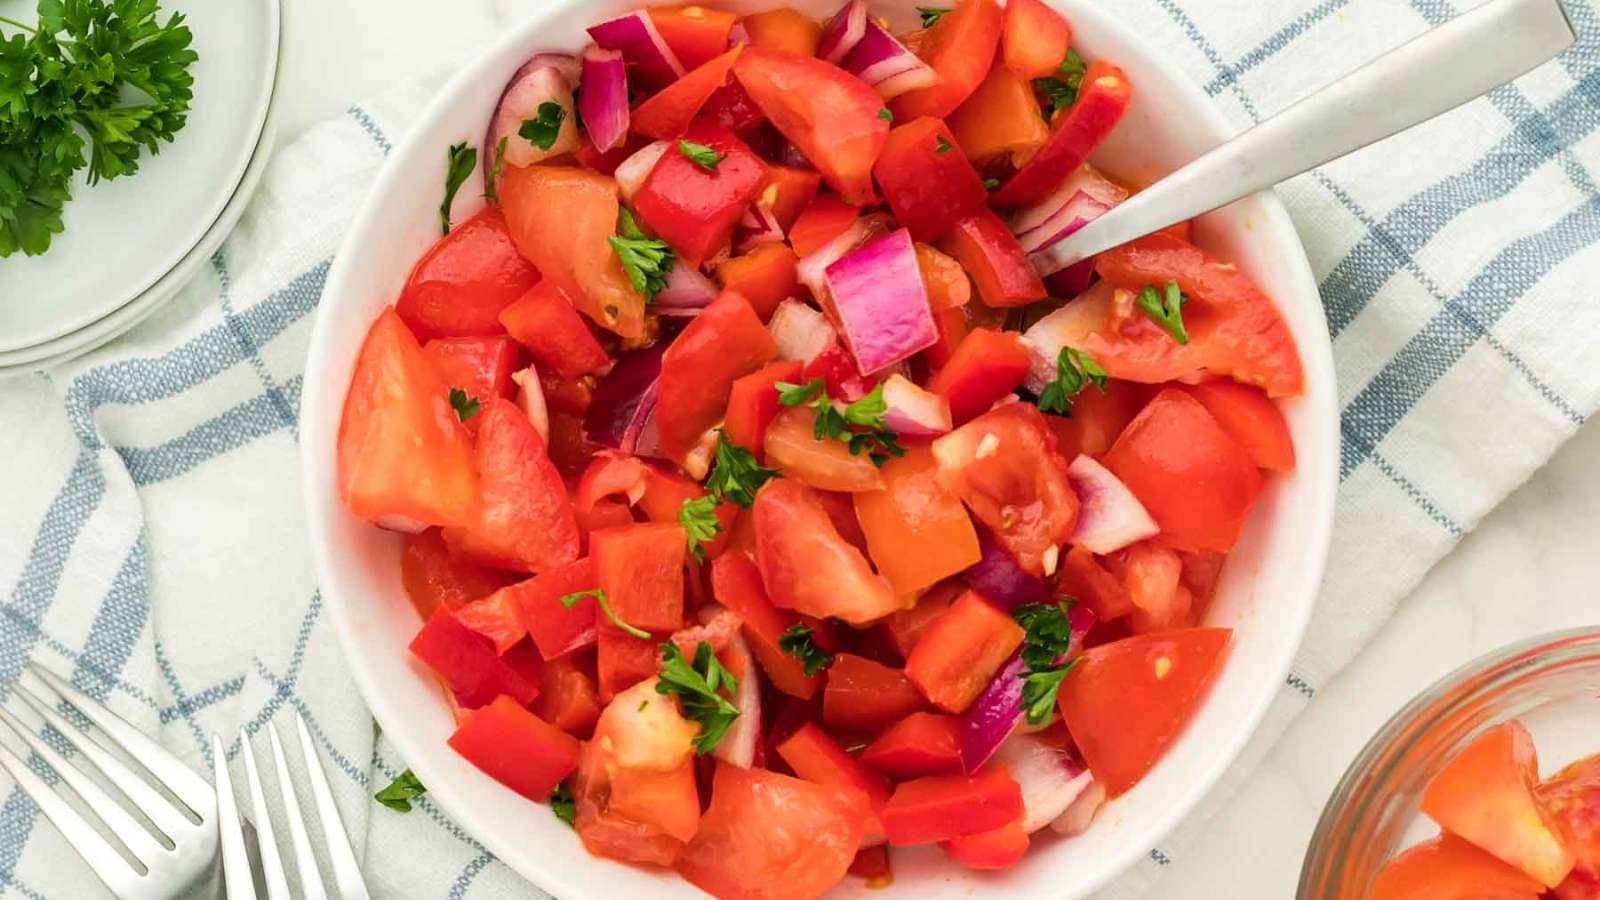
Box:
(532, 653, 601, 737)
(648, 4, 736, 70)
(596, 621, 662, 702)
(943, 820, 1029, 869)
(947, 61, 1048, 166)
(1002, 0, 1071, 80)
(1367, 834, 1544, 900)
(758, 164, 823, 232)
(1041, 377, 1145, 460)
(421, 336, 520, 438)
(905, 591, 1025, 713)
(395, 207, 541, 341)
(454, 589, 527, 654)
(872, 116, 988, 243)
(861, 712, 964, 779)
(1540, 753, 1600, 879)
(710, 551, 820, 699)
(497, 281, 610, 380)
(883, 583, 960, 660)
(742, 7, 822, 56)
(448, 695, 579, 802)
(716, 242, 800, 321)
(764, 406, 886, 493)
(1056, 545, 1133, 621)
(853, 444, 981, 596)
(399, 529, 517, 618)
(754, 479, 899, 624)
(1181, 379, 1296, 471)
(788, 193, 860, 258)
(881, 765, 1024, 845)
(655, 290, 778, 462)
(823, 653, 929, 734)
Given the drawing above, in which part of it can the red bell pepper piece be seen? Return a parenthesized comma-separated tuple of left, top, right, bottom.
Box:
(881, 765, 1024, 845)
(776, 722, 891, 844)
(921, 304, 971, 372)
(339, 308, 477, 530)
(1103, 389, 1263, 553)
(1180, 380, 1295, 472)
(872, 117, 988, 243)
(852, 444, 981, 597)
(925, 327, 1032, 424)
(448, 695, 580, 801)
(823, 653, 929, 734)
(788, 193, 860, 258)
(734, 47, 890, 205)
(596, 621, 663, 702)
(531, 653, 601, 737)
(938, 209, 1046, 308)
(409, 608, 540, 708)
(709, 552, 820, 699)
(742, 7, 822, 56)
(590, 522, 687, 633)
(399, 529, 517, 618)
(943, 820, 1029, 869)
(758, 164, 823, 232)
(1002, 0, 1072, 80)
(905, 591, 1026, 713)
(454, 589, 527, 655)
(861, 712, 964, 779)
(442, 398, 581, 573)
(947, 61, 1048, 167)
(648, 4, 736, 69)
(421, 336, 520, 425)
(633, 45, 744, 140)
(991, 61, 1132, 207)
(635, 120, 769, 266)
(654, 290, 778, 461)
(497, 281, 609, 381)
(632, 465, 738, 558)
(890, 0, 1004, 121)
(883, 582, 960, 660)
(395, 207, 541, 341)
(724, 360, 804, 461)
(715, 243, 799, 321)
(504, 556, 601, 660)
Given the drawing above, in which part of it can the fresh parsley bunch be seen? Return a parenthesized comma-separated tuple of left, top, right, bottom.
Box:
(0, 0, 198, 257)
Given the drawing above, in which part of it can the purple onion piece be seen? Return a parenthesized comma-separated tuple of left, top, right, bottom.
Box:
(588, 11, 685, 90)
(654, 263, 719, 309)
(960, 652, 1027, 773)
(841, 17, 936, 98)
(1045, 259, 1097, 298)
(966, 526, 1050, 610)
(823, 227, 938, 374)
(579, 47, 630, 153)
(817, 0, 868, 63)
(583, 342, 667, 452)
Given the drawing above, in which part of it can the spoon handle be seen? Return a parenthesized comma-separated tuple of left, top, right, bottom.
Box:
(1032, 0, 1575, 276)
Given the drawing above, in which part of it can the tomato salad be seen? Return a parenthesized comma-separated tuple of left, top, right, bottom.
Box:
(336, 0, 1305, 895)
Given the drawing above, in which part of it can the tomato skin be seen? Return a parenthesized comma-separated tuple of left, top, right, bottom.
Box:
(942, 820, 1029, 870)
(938, 210, 1047, 308)
(764, 406, 886, 493)
(395, 207, 541, 341)
(504, 557, 601, 660)
(421, 336, 521, 439)
(1102, 389, 1262, 554)
(776, 722, 892, 844)
(400, 528, 518, 618)
(823, 653, 930, 734)
(443, 398, 581, 573)
(1057, 627, 1231, 796)
(1540, 754, 1600, 879)
(890, 0, 1004, 121)
(947, 62, 1048, 167)
(742, 7, 822, 56)
(861, 712, 964, 779)
(635, 119, 770, 266)
(871, 117, 989, 243)
(590, 523, 687, 633)
(905, 591, 1025, 713)
(1180, 379, 1296, 471)
(754, 479, 899, 624)
(853, 444, 981, 596)
(531, 653, 601, 737)
(1366, 834, 1544, 900)
(926, 327, 1032, 424)
(409, 608, 541, 709)
(448, 695, 579, 802)
(881, 765, 1024, 845)
(648, 5, 736, 70)
(716, 243, 800, 322)
(656, 290, 779, 462)
(788, 194, 860, 258)
(710, 551, 821, 699)
(677, 762, 866, 900)
(734, 47, 890, 205)
(338, 309, 478, 530)
(991, 61, 1132, 207)
(497, 281, 610, 381)
(1002, 0, 1071, 80)
(725, 360, 804, 461)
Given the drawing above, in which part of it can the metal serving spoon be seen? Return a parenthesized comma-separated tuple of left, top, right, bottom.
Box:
(1032, 0, 1577, 276)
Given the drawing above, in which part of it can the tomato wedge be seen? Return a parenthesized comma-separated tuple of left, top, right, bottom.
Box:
(648, 4, 736, 70)
(655, 290, 778, 461)
(742, 7, 822, 56)
(574, 678, 700, 865)
(1367, 834, 1544, 900)
(947, 61, 1048, 167)
(716, 243, 799, 322)
(890, 0, 1004, 122)
(1180, 379, 1296, 471)
(753, 479, 899, 624)
(764, 406, 886, 493)
(497, 280, 609, 381)
(421, 335, 520, 438)
(1540, 753, 1600, 880)
(395, 206, 540, 341)
(1002, 0, 1071, 80)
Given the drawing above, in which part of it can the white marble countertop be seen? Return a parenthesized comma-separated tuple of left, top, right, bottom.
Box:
(276, 1, 1600, 895)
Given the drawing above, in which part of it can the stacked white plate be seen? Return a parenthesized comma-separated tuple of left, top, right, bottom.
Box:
(0, 0, 282, 375)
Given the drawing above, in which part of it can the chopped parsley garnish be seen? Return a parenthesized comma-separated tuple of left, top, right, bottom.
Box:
(559, 588, 649, 639)
(918, 6, 950, 26)
(703, 431, 777, 507)
(610, 207, 675, 302)
(657, 641, 741, 754)
(1136, 280, 1189, 344)
(518, 101, 566, 151)
(775, 378, 907, 466)
(549, 782, 575, 826)
(982, 177, 1000, 190)
(878, 107, 893, 122)
(448, 388, 480, 422)
(677, 139, 722, 171)
(1012, 601, 1081, 726)
(778, 624, 834, 676)
(1036, 348, 1108, 415)
(483, 136, 508, 202)
(374, 769, 426, 812)
(935, 135, 953, 154)
(440, 141, 477, 234)
(1035, 48, 1088, 116)
(678, 494, 721, 560)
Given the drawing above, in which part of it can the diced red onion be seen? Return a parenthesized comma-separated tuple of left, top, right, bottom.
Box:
(1067, 604, 1096, 657)
(588, 11, 686, 90)
(709, 618, 762, 768)
(1045, 258, 1097, 298)
(768, 299, 838, 364)
(1020, 280, 1115, 393)
(374, 514, 429, 534)
(584, 343, 666, 453)
(967, 526, 1050, 609)
(1067, 454, 1159, 554)
(959, 652, 1025, 773)
(1017, 193, 1111, 254)
(880, 374, 951, 436)
(655, 263, 719, 309)
(1050, 777, 1107, 836)
(485, 59, 580, 181)
(579, 47, 630, 153)
(615, 140, 671, 201)
(817, 0, 868, 64)
(796, 214, 886, 303)
(1011, 163, 1129, 236)
(841, 17, 937, 100)
(510, 365, 550, 443)
(735, 202, 785, 254)
(994, 734, 1094, 833)
(823, 228, 937, 374)
(873, 65, 940, 100)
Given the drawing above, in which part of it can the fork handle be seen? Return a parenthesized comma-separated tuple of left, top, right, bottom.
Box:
(1032, 0, 1575, 274)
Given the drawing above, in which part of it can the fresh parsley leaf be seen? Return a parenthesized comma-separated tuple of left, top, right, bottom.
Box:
(935, 134, 953, 154)
(484, 135, 508, 202)
(610, 207, 675, 302)
(775, 378, 826, 407)
(559, 588, 649, 639)
(918, 6, 950, 26)
(703, 431, 778, 507)
(1135, 280, 1189, 344)
(518, 101, 566, 151)
(440, 141, 477, 234)
(448, 388, 480, 421)
(1034, 48, 1088, 116)
(777, 623, 834, 676)
(1020, 662, 1077, 726)
(1011, 602, 1080, 725)
(982, 177, 999, 190)
(775, 379, 905, 466)
(678, 494, 721, 560)
(1035, 347, 1108, 415)
(374, 769, 426, 812)
(656, 641, 741, 754)
(878, 107, 893, 122)
(677, 139, 722, 171)
(549, 782, 575, 826)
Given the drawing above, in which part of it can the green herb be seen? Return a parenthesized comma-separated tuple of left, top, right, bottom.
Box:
(678, 494, 721, 560)
(610, 207, 675, 302)
(774, 378, 906, 466)
(1034, 48, 1088, 116)
(677, 139, 722, 171)
(1035, 348, 1107, 415)
(518, 101, 566, 151)
(982, 177, 999, 190)
(703, 431, 777, 507)
(549, 782, 575, 826)
(1135, 280, 1189, 344)
(878, 107, 893, 122)
(777, 623, 833, 676)
(657, 641, 741, 754)
(483, 136, 508, 202)
(0, 0, 199, 257)
(440, 141, 477, 234)
(559, 588, 649, 639)
(1011, 602, 1080, 725)
(374, 769, 426, 812)
(448, 388, 481, 422)
(935, 135, 953, 154)
(918, 6, 950, 26)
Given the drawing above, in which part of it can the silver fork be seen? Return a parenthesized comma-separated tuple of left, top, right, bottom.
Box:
(0, 664, 219, 899)
(213, 712, 371, 900)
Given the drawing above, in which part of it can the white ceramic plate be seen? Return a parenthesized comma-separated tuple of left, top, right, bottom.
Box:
(0, 0, 278, 354)
(301, 2, 1339, 897)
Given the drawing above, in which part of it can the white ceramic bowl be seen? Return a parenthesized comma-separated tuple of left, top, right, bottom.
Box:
(301, 2, 1339, 896)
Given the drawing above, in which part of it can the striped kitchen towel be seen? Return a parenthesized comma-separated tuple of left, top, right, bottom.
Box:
(3, 0, 1600, 896)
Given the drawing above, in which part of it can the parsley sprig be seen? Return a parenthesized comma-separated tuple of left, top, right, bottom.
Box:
(610, 207, 674, 302)
(1012, 601, 1081, 726)
(774, 378, 906, 466)
(518, 101, 565, 151)
(1035, 49, 1088, 116)
(1036, 348, 1107, 415)
(777, 623, 833, 676)
(703, 431, 777, 507)
(657, 641, 741, 754)
(374, 769, 426, 812)
(483, 135, 508, 202)
(677, 139, 721, 172)
(440, 141, 476, 234)
(1136, 280, 1189, 344)
(678, 494, 720, 560)
(559, 588, 649, 639)
(448, 388, 481, 422)
(918, 6, 949, 27)
(549, 782, 575, 826)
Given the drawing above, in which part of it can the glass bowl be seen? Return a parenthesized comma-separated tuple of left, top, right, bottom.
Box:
(1299, 628, 1600, 899)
